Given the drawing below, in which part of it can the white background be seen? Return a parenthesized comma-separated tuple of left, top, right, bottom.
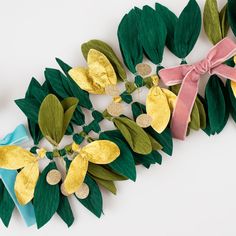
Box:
(0, 0, 236, 235)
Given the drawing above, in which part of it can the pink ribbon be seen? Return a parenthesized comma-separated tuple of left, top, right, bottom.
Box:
(159, 37, 236, 140)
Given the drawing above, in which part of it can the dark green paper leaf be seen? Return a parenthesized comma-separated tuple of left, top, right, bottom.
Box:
(117, 7, 143, 73)
(174, 0, 201, 58)
(34, 162, 60, 229)
(139, 5, 167, 64)
(57, 193, 74, 227)
(99, 130, 136, 181)
(76, 175, 103, 218)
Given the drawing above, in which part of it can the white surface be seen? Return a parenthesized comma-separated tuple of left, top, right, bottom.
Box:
(0, 0, 236, 235)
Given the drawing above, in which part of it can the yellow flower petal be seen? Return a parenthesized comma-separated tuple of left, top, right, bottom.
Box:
(161, 88, 177, 111)
(146, 86, 171, 133)
(64, 155, 88, 194)
(87, 49, 117, 90)
(231, 81, 236, 97)
(14, 162, 39, 205)
(68, 67, 103, 94)
(0, 146, 36, 170)
(81, 140, 120, 164)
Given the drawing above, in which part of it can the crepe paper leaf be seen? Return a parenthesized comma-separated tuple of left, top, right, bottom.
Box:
(195, 97, 207, 129)
(226, 80, 236, 122)
(56, 58, 72, 76)
(155, 3, 178, 56)
(139, 6, 167, 64)
(0, 180, 15, 227)
(189, 102, 200, 131)
(113, 117, 152, 155)
(39, 94, 78, 146)
(131, 102, 173, 156)
(216, 77, 230, 133)
(69, 49, 117, 94)
(57, 193, 74, 227)
(174, 0, 201, 58)
(34, 162, 60, 229)
(161, 88, 177, 111)
(0, 146, 36, 170)
(205, 75, 226, 134)
(28, 120, 43, 145)
(15, 162, 39, 205)
(219, 4, 229, 38)
(64, 154, 88, 194)
(45, 68, 92, 110)
(64, 140, 120, 194)
(76, 175, 103, 218)
(88, 163, 127, 181)
(146, 87, 171, 133)
(61, 97, 78, 135)
(134, 150, 162, 169)
(99, 130, 136, 181)
(148, 134, 163, 150)
(203, 0, 222, 45)
(90, 176, 117, 195)
(15, 98, 39, 123)
(117, 7, 143, 73)
(81, 39, 126, 81)
(228, 0, 236, 37)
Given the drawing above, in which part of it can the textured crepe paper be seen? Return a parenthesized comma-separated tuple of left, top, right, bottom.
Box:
(139, 5, 167, 65)
(76, 175, 103, 218)
(226, 80, 236, 122)
(38, 94, 78, 146)
(64, 140, 120, 194)
(81, 39, 127, 82)
(131, 102, 173, 156)
(90, 176, 117, 195)
(0, 146, 39, 205)
(205, 75, 227, 134)
(44, 67, 92, 110)
(68, 49, 117, 94)
(34, 162, 60, 229)
(155, 3, 178, 56)
(99, 130, 137, 181)
(203, 0, 229, 45)
(117, 7, 143, 73)
(228, 0, 236, 37)
(113, 117, 152, 155)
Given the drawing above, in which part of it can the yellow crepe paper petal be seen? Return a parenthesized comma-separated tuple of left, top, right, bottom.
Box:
(146, 86, 171, 133)
(87, 49, 117, 91)
(81, 140, 120, 164)
(64, 155, 88, 194)
(0, 146, 36, 170)
(14, 162, 39, 205)
(68, 67, 103, 94)
(231, 81, 236, 97)
(161, 88, 177, 111)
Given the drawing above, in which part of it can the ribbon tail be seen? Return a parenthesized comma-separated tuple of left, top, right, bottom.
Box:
(159, 65, 193, 86)
(212, 64, 236, 82)
(0, 124, 36, 227)
(171, 71, 199, 140)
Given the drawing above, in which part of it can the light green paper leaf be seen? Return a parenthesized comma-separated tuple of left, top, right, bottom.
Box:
(39, 94, 78, 145)
(113, 117, 152, 155)
(203, 0, 222, 45)
(88, 163, 127, 181)
(219, 4, 229, 38)
(91, 176, 117, 195)
(189, 102, 200, 131)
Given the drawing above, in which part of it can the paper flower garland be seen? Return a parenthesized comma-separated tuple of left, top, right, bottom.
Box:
(1, 0, 236, 229)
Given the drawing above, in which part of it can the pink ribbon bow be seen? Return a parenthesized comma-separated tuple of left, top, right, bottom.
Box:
(159, 37, 236, 140)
